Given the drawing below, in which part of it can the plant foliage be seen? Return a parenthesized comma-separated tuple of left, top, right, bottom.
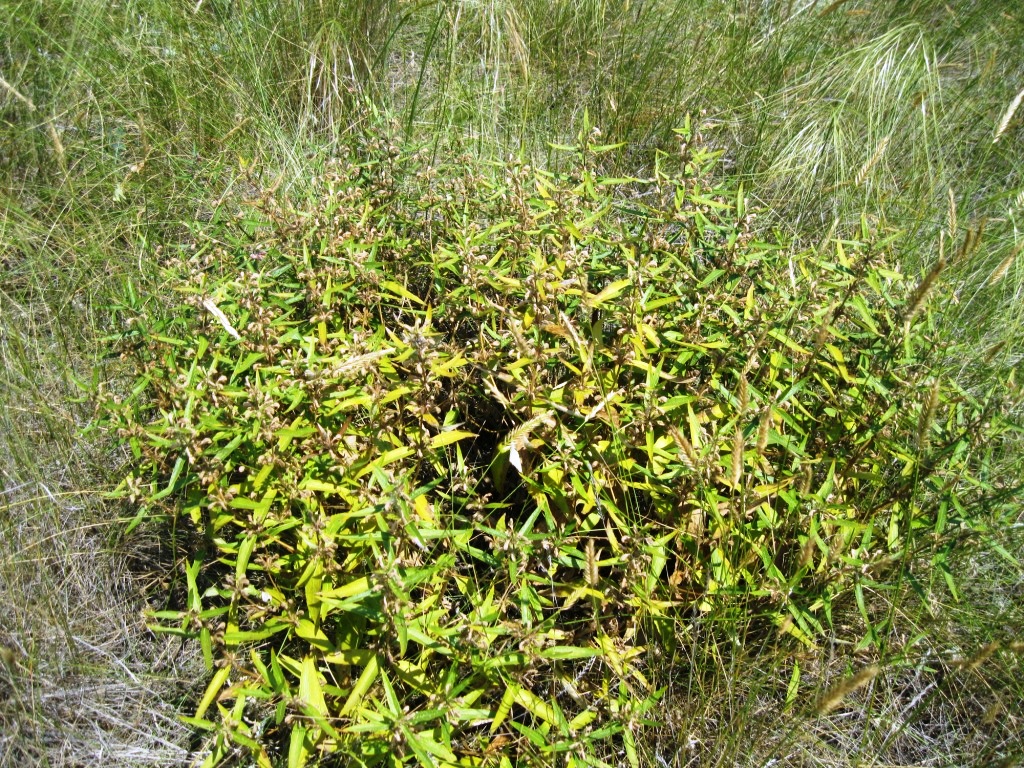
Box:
(101, 128, 1017, 767)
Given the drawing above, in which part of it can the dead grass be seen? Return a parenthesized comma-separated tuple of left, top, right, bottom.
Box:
(0, 257, 203, 767)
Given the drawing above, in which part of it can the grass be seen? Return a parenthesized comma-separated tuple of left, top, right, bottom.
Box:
(1, 0, 1022, 765)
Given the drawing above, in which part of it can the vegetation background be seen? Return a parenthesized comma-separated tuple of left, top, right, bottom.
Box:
(1, 0, 1022, 765)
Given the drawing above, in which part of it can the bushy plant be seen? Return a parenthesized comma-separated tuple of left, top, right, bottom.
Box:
(101, 127, 1016, 767)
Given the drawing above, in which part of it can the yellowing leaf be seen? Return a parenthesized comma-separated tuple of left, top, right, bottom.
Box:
(568, 709, 598, 731)
(355, 445, 414, 477)
(429, 430, 476, 448)
(320, 576, 371, 600)
(514, 687, 558, 725)
(194, 665, 230, 720)
(585, 278, 632, 308)
(323, 648, 375, 666)
(380, 280, 424, 305)
(413, 494, 434, 523)
(340, 654, 380, 717)
(299, 655, 327, 716)
(491, 683, 518, 733)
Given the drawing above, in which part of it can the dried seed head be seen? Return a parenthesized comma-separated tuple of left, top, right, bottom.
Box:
(584, 538, 601, 588)
(815, 665, 880, 715)
(970, 641, 1002, 670)
(730, 428, 745, 489)
(799, 464, 813, 495)
(986, 245, 1020, 286)
(947, 187, 957, 240)
(917, 379, 941, 448)
(855, 135, 890, 186)
(667, 424, 699, 472)
(737, 374, 749, 414)
(903, 256, 946, 329)
(756, 409, 772, 456)
(798, 536, 816, 570)
(994, 87, 1024, 143)
(955, 220, 986, 264)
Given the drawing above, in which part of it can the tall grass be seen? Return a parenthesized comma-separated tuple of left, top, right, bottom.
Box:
(2, 0, 1022, 765)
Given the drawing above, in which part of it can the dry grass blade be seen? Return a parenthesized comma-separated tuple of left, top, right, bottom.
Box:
(0, 72, 36, 110)
(202, 298, 241, 339)
(335, 347, 397, 374)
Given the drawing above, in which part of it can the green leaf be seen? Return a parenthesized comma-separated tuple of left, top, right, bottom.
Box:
(785, 660, 800, 710)
(624, 727, 640, 768)
(288, 725, 310, 768)
(539, 646, 602, 661)
(152, 456, 185, 500)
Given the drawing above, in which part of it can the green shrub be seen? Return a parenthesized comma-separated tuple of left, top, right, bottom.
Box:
(101, 127, 1016, 767)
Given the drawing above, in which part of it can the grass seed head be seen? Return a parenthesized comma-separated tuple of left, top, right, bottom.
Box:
(903, 255, 946, 329)
(986, 245, 1020, 286)
(994, 87, 1024, 142)
(730, 428, 744, 488)
(815, 664, 880, 715)
(755, 409, 772, 457)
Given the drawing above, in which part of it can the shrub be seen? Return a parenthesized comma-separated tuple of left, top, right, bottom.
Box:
(101, 127, 1016, 767)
